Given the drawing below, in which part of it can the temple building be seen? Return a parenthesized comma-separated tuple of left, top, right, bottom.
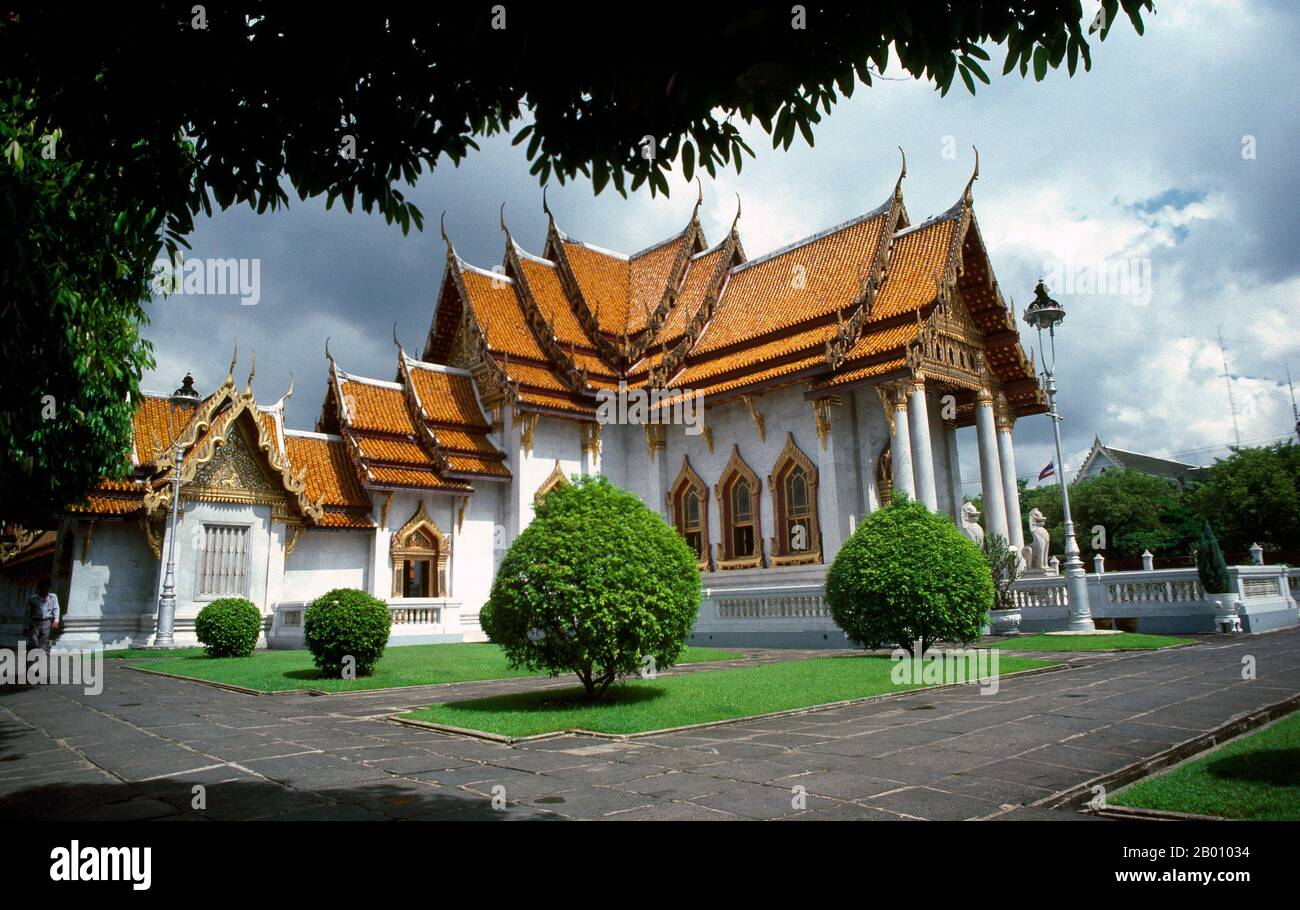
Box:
(1, 160, 1048, 648)
(1074, 435, 1200, 486)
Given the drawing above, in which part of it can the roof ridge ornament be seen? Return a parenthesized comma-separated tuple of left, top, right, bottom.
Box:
(243, 350, 256, 397)
(225, 341, 238, 388)
(324, 336, 334, 365)
(963, 146, 980, 206)
(273, 372, 294, 409)
(895, 146, 907, 201)
(439, 210, 454, 259)
(729, 193, 742, 235)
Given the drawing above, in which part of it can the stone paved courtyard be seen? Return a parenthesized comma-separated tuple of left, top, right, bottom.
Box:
(2, 629, 1298, 821)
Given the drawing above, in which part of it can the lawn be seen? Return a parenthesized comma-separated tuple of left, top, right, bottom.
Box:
(989, 632, 1194, 651)
(1109, 710, 1300, 820)
(106, 646, 207, 659)
(125, 643, 742, 693)
(401, 653, 1053, 738)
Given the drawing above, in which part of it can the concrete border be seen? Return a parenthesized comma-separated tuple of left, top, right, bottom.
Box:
(1028, 693, 1300, 815)
(386, 662, 1067, 745)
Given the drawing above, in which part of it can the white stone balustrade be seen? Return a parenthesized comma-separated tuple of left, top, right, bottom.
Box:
(1011, 564, 1297, 634)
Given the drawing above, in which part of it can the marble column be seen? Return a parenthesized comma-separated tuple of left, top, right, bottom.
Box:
(975, 387, 1009, 542)
(889, 384, 915, 501)
(995, 395, 1025, 553)
(943, 420, 963, 521)
(907, 377, 938, 510)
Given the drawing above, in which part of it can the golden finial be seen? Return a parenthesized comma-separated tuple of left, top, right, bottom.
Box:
(324, 336, 334, 364)
(730, 193, 742, 233)
(392, 321, 405, 355)
(964, 146, 980, 205)
(895, 146, 907, 200)
(225, 341, 238, 387)
(440, 210, 454, 257)
(244, 350, 256, 397)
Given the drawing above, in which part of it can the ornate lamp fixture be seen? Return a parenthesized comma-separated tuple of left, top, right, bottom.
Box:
(1023, 281, 1094, 632)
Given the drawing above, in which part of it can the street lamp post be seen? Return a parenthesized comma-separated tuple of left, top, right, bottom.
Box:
(1023, 281, 1094, 632)
(154, 373, 200, 647)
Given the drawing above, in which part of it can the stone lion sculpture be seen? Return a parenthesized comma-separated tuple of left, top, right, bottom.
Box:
(1028, 507, 1050, 569)
(959, 501, 984, 548)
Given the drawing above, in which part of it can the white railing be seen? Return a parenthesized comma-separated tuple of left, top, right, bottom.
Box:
(1010, 562, 1297, 633)
(717, 593, 830, 620)
(1012, 576, 1068, 610)
(1105, 572, 1203, 605)
(389, 603, 442, 625)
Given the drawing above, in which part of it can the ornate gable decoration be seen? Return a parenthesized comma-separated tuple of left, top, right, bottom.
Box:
(534, 459, 569, 505)
(144, 387, 323, 523)
(391, 500, 449, 557)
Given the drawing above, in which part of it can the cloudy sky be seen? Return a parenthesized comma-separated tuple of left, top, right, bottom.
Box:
(144, 0, 1300, 495)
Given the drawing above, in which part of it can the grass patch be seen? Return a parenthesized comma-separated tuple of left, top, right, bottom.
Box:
(401, 653, 1053, 737)
(989, 632, 1193, 651)
(125, 643, 742, 693)
(1110, 710, 1300, 820)
(106, 647, 207, 660)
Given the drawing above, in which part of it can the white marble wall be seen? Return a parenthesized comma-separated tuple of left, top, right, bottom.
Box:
(282, 530, 369, 602)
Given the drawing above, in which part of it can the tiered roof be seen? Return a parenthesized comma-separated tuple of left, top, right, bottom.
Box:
(424, 160, 1045, 423)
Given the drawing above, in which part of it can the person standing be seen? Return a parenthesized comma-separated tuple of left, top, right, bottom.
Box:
(25, 578, 60, 651)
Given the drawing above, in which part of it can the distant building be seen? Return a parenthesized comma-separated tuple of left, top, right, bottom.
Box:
(1074, 435, 1199, 485)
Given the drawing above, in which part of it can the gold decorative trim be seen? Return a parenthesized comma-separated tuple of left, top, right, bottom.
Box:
(580, 421, 602, 461)
(812, 398, 838, 450)
(140, 516, 165, 560)
(668, 455, 711, 571)
(283, 523, 306, 557)
(714, 444, 764, 570)
(643, 424, 667, 461)
(701, 423, 714, 454)
(766, 432, 822, 566)
(80, 521, 96, 565)
(517, 411, 539, 457)
(535, 460, 569, 505)
(740, 394, 766, 444)
(390, 500, 450, 598)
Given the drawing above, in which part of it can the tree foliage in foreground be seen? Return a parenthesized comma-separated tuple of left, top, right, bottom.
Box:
(481, 476, 701, 699)
(827, 494, 992, 653)
(0, 3, 1153, 522)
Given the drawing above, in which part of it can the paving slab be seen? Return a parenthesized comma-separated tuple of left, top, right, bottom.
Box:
(2, 629, 1298, 820)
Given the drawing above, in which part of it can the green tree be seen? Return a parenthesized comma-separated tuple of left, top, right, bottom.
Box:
(481, 475, 701, 699)
(1, 81, 191, 526)
(1187, 443, 1300, 553)
(1, 4, 1153, 518)
(1194, 521, 1231, 594)
(827, 494, 992, 653)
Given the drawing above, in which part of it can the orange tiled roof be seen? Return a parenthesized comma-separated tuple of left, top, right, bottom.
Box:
(428, 175, 1039, 411)
(407, 365, 490, 429)
(131, 395, 205, 464)
(67, 492, 144, 517)
(365, 464, 471, 493)
(284, 434, 370, 510)
(317, 510, 376, 529)
(693, 207, 889, 356)
(339, 379, 420, 436)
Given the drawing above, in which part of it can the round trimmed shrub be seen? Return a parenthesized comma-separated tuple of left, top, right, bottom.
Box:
(481, 475, 701, 699)
(194, 597, 262, 658)
(303, 588, 392, 678)
(827, 494, 993, 652)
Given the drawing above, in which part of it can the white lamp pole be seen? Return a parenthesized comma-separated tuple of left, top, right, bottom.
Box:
(1024, 281, 1094, 632)
(154, 373, 200, 647)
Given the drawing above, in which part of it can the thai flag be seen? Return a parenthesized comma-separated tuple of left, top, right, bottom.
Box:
(1038, 460, 1055, 481)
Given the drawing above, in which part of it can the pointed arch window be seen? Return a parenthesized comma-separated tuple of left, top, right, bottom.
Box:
(714, 446, 763, 570)
(769, 433, 821, 565)
(391, 502, 449, 598)
(668, 456, 710, 570)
